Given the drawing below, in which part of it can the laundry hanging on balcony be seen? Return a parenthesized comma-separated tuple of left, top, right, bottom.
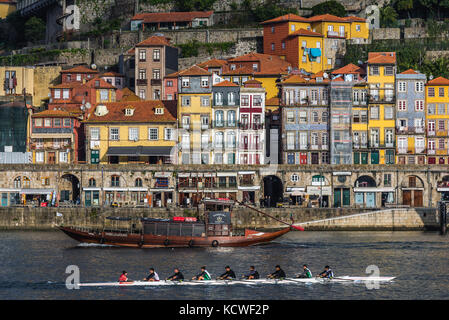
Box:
(308, 48, 322, 62)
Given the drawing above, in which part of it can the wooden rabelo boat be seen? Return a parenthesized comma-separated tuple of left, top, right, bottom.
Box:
(58, 199, 303, 248)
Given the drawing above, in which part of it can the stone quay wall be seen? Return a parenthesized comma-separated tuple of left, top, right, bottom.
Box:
(0, 206, 437, 231)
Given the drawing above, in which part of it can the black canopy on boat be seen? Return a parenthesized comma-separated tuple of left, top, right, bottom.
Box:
(140, 217, 170, 222)
(106, 216, 132, 221)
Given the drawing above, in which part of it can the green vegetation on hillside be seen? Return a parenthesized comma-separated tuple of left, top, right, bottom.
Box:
(0, 48, 89, 66)
(311, 0, 346, 17)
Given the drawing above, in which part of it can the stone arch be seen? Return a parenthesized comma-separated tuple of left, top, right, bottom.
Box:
(60, 174, 81, 203)
(354, 175, 377, 188)
(263, 175, 283, 207)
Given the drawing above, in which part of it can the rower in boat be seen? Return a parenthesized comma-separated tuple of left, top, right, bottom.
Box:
(296, 264, 313, 278)
(318, 266, 334, 279)
(143, 268, 159, 282)
(192, 266, 211, 280)
(119, 271, 129, 282)
(217, 266, 236, 280)
(242, 266, 260, 280)
(267, 265, 286, 279)
(166, 268, 184, 281)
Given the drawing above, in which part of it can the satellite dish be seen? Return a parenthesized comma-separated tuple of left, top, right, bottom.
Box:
(323, 72, 328, 79)
(358, 60, 363, 65)
(429, 75, 434, 80)
(91, 64, 97, 70)
(85, 102, 91, 109)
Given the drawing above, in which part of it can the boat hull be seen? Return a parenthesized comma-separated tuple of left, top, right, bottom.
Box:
(58, 226, 292, 248)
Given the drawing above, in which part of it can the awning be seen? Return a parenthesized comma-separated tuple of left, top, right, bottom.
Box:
(30, 133, 73, 139)
(217, 172, 237, 177)
(83, 187, 101, 191)
(332, 172, 351, 176)
(128, 187, 148, 192)
(149, 188, 174, 192)
(306, 186, 331, 195)
(178, 173, 190, 178)
(437, 188, 449, 192)
(103, 187, 128, 191)
(354, 187, 395, 192)
(106, 146, 173, 156)
(20, 188, 54, 195)
(154, 172, 172, 178)
(238, 171, 256, 175)
(238, 186, 260, 191)
(0, 188, 20, 192)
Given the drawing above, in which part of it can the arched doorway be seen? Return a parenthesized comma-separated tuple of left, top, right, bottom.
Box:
(354, 175, 377, 208)
(402, 175, 424, 207)
(60, 174, 80, 204)
(263, 175, 283, 207)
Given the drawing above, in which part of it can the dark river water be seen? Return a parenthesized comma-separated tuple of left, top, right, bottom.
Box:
(0, 230, 448, 300)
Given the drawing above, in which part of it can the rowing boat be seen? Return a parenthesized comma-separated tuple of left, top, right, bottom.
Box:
(78, 276, 396, 287)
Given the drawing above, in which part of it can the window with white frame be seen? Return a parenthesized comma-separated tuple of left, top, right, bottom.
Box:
(286, 111, 295, 123)
(253, 95, 262, 106)
(59, 152, 68, 163)
(201, 96, 210, 107)
(129, 127, 139, 141)
(384, 106, 393, 119)
(62, 89, 69, 100)
(164, 128, 174, 140)
(201, 134, 209, 149)
(398, 100, 407, 111)
(415, 100, 424, 111)
(415, 81, 424, 92)
(428, 139, 435, 150)
(181, 96, 191, 106)
(291, 174, 299, 182)
(110, 128, 119, 140)
(100, 89, 108, 102)
(201, 77, 209, 87)
(153, 49, 160, 61)
(90, 128, 100, 140)
(139, 49, 146, 61)
(36, 152, 44, 163)
(64, 118, 71, 127)
(148, 128, 158, 140)
(228, 92, 235, 105)
(287, 132, 295, 150)
(398, 82, 406, 92)
(181, 77, 190, 88)
(44, 118, 52, 127)
(54, 89, 61, 99)
(415, 137, 425, 152)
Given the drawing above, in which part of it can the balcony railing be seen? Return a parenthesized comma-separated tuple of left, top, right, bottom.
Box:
(396, 127, 425, 134)
(151, 79, 162, 86)
(239, 123, 264, 130)
(136, 79, 147, 85)
(212, 121, 237, 128)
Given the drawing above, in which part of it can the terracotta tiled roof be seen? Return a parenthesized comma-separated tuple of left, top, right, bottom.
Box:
(261, 13, 309, 25)
(213, 80, 239, 87)
(136, 35, 172, 47)
(281, 72, 330, 84)
(32, 110, 77, 118)
(60, 65, 98, 74)
(197, 58, 228, 69)
(165, 71, 180, 78)
(331, 63, 366, 75)
(132, 11, 213, 23)
(178, 65, 211, 76)
(367, 52, 396, 64)
(86, 101, 177, 123)
(227, 53, 291, 75)
(50, 82, 83, 89)
(427, 76, 449, 85)
(119, 88, 141, 102)
(307, 14, 349, 23)
(343, 16, 366, 22)
(102, 72, 124, 77)
(222, 66, 254, 76)
(281, 74, 307, 84)
(85, 77, 117, 89)
(400, 69, 419, 74)
(288, 28, 323, 37)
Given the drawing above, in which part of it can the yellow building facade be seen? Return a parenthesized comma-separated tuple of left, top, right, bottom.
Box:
(0, 66, 62, 108)
(366, 52, 397, 164)
(0, 0, 16, 19)
(84, 101, 177, 165)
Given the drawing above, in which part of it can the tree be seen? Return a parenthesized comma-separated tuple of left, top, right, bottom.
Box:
(396, 0, 414, 19)
(174, 0, 217, 11)
(252, 0, 298, 22)
(380, 6, 398, 27)
(24, 17, 46, 43)
(311, 0, 346, 17)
